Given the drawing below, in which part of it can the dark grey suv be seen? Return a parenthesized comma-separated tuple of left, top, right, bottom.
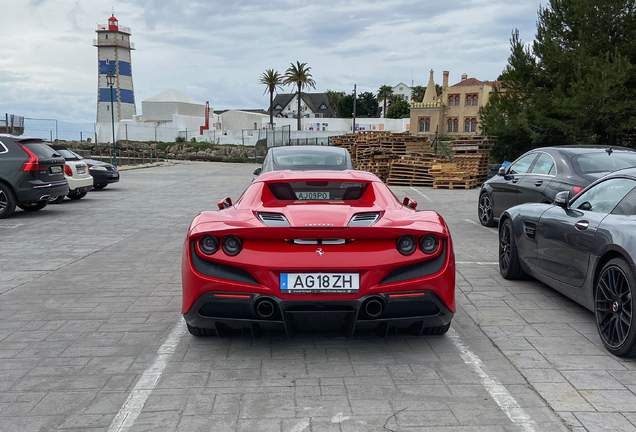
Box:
(0, 134, 68, 218)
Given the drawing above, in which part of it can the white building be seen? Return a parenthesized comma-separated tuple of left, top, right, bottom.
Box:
(379, 82, 412, 117)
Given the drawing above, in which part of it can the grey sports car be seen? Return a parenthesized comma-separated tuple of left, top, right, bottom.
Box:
(499, 167, 636, 357)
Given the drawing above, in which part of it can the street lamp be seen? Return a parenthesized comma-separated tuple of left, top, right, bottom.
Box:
(106, 71, 117, 167)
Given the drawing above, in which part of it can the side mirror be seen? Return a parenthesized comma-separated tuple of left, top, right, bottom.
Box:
(217, 197, 232, 210)
(498, 167, 507, 176)
(403, 197, 418, 209)
(554, 190, 571, 209)
(253, 168, 262, 176)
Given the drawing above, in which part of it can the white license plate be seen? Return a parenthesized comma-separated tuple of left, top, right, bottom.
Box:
(77, 167, 86, 174)
(50, 166, 62, 174)
(296, 191, 330, 200)
(280, 273, 359, 293)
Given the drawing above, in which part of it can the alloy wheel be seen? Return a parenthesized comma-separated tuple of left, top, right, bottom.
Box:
(0, 190, 6, 211)
(596, 265, 633, 349)
(499, 223, 511, 272)
(479, 194, 493, 225)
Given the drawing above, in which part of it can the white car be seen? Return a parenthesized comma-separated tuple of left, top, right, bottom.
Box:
(49, 160, 93, 203)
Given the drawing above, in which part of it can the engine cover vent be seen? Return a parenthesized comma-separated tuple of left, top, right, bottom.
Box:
(257, 212, 291, 227)
(348, 212, 381, 227)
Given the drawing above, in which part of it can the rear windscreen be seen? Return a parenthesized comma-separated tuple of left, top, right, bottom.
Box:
(273, 150, 346, 169)
(268, 181, 368, 200)
(22, 141, 61, 158)
(573, 153, 636, 174)
(54, 149, 79, 159)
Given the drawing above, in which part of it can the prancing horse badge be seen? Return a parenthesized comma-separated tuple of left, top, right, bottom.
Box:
(316, 248, 324, 256)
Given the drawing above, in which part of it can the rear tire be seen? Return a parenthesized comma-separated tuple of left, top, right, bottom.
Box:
(499, 218, 525, 279)
(49, 195, 65, 204)
(478, 192, 496, 227)
(0, 183, 17, 219)
(595, 258, 636, 357)
(187, 324, 217, 337)
(422, 322, 451, 336)
(67, 191, 88, 200)
(17, 201, 48, 212)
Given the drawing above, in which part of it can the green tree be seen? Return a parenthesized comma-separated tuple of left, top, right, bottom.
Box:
(259, 69, 283, 129)
(325, 90, 342, 117)
(357, 91, 379, 117)
(481, 0, 636, 161)
(338, 94, 354, 118)
(283, 61, 317, 131)
(386, 100, 410, 119)
(377, 85, 393, 117)
(411, 85, 426, 103)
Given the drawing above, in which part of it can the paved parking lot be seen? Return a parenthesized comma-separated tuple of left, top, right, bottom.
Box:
(0, 161, 634, 431)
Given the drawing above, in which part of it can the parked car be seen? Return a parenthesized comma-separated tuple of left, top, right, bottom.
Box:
(478, 146, 636, 227)
(50, 146, 119, 189)
(182, 170, 455, 338)
(49, 160, 93, 203)
(499, 168, 636, 357)
(0, 134, 67, 218)
(253, 145, 354, 177)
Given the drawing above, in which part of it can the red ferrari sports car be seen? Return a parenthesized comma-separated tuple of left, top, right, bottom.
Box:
(182, 170, 455, 338)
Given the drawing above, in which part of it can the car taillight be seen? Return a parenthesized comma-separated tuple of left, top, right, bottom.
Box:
(64, 164, 73, 176)
(19, 145, 40, 171)
(572, 186, 584, 196)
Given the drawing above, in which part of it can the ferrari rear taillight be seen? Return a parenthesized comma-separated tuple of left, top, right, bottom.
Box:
(221, 235, 242, 256)
(572, 186, 584, 196)
(396, 235, 417, 255)
(64, 164, 73, 176)
(19, 145, 40, 171)
(419, 234, 439, 254)
(199, 235, 219, 255)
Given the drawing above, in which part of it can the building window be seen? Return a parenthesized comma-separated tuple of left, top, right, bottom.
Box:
(448, 94, 460, 106)
(466, 94, 478, 106)
(464, 118, 470, 132)
(471, 118, 477, 132)
(464, 117, 477, 132)
(419, 117, 430, 132)
(447, 118, 458, 133)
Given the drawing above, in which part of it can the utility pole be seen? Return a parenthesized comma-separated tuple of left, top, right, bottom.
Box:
(352, 84, 357, 133)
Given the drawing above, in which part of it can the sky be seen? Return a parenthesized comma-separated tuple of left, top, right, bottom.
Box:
(1, 0, 544, 138)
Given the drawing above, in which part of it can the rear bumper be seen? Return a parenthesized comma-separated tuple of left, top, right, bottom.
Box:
(91, 171, 119, 185)
(67, 176, 93, 191)
(183, 290, 454, 338)
(16, 180, 68, 203)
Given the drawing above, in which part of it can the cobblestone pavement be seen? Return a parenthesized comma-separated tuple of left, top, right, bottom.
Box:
(0, 161, 631, 431)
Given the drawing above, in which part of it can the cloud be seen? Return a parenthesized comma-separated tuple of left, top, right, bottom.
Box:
(0, 0, 544, 127)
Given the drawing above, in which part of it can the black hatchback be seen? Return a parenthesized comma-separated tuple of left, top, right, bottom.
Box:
(478, 146, 636, 226)
(0, 134, 68, 218)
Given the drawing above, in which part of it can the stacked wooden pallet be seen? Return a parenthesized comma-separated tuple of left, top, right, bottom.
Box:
(386, 154, 439, 186)
(430, 163, 479, 189)
(451, 136, 495, 184)
(330, 132, 434, 182)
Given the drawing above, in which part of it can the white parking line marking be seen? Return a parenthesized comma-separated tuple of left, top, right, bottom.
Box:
(409, 187, 433, 202)
(448, 329, 538, 432)
(456, 261, 498, 265)
(108, 319, 186, 432)
(465, 218, 496, 232)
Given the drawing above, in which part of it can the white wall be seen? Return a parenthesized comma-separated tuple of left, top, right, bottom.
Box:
(219, 110, 268, 132)
(141, 101, 205, 121)
(265, 117, 409, 133)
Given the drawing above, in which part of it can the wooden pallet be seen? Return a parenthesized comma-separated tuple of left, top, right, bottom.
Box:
(387, 178, 434, 186)
(433, 179, 480, 189)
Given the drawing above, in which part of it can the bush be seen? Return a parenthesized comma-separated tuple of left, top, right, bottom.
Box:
(175, 136, 185, 143)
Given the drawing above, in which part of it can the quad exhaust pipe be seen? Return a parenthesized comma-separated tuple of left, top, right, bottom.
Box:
(363, 297, 384, 318)
(254, 298, 276, 319)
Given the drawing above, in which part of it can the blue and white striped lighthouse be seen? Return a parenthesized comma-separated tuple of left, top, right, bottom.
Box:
(93, 14, 136, 143)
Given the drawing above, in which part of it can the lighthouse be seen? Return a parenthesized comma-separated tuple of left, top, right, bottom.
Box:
(93, 14, 136, 143)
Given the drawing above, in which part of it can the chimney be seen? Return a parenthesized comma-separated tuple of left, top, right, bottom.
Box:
(461, 73, 468, 81)
(443, 71, 449, 89)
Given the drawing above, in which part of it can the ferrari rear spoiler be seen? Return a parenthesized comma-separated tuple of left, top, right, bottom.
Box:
(189, 225, 449, 240)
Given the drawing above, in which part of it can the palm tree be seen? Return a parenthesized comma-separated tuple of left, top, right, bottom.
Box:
(283, 61, 316, 131)
(259, 69, 283, 129)
(377, 85, 393, 118)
